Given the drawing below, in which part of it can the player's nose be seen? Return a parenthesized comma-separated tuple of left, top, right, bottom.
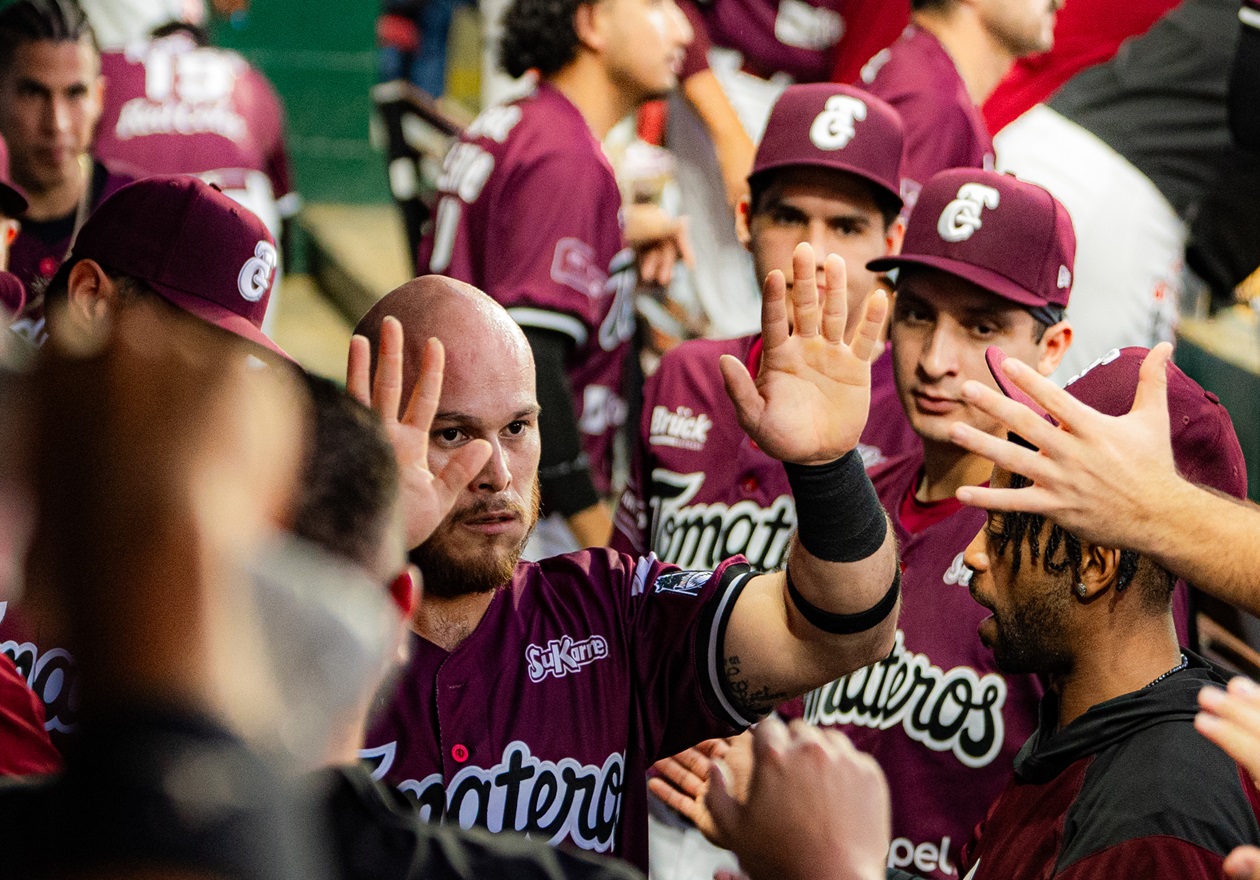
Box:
(475, 440, 512, 493)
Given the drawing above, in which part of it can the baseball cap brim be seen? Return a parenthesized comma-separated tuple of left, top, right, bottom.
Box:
(0, 182, 27, 217)
(985, 347, 1053, 423)
(151, 280, 292, 361)
(867, 253, 1052, 309)
(749, 159, 903, 211)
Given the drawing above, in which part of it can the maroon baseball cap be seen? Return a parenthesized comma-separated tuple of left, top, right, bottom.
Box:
(869, 168, 1075, 311)
(0, 270, 26, 319)
(64, 175, 288, 359)
(750, 83, 904, 209)
(986, 346, 1247, 500)
(0, 135, 28, 217)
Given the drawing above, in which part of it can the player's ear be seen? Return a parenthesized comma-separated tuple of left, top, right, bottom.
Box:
(65, 259, 114, 324)
(884, 216, 906, 255)
(735, 195, 753, 250)
(573, 0, 607, 53)
(1077, 542, 1123, 600)
(1035, 321, 1072, 376)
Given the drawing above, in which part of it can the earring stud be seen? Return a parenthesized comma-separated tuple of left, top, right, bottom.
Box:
(1076, 583, 1088, 597)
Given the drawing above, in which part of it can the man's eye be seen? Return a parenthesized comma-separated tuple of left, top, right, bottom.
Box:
(438, 428, 463, 443)
(506, 420, 528, 436)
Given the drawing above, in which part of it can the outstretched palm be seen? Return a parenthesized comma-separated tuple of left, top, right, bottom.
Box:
(347, 317, 491, 549)
(720, 242, 886, 466)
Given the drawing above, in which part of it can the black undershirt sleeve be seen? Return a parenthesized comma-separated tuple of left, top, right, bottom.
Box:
(522, 326, 601, 518)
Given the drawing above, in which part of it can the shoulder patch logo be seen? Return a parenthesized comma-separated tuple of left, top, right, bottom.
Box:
(937, 183, 1001, 243)
(654, 569, 712, 597)
(526, 635, 609, 682)
(649, 405, 713, 451)
(551, 237, 607, 299)
(810, 94, 868, 151)
(237, 240, 277, 302)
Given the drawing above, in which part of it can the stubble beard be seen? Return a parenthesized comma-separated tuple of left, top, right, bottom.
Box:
(990, 584, 1073, 676)
(409, 480, 542, 599)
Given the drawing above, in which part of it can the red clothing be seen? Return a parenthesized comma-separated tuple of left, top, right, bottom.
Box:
(982, 0, 1180, 134)
(0, 652, 61, 776)
(830, 0, 908, 86)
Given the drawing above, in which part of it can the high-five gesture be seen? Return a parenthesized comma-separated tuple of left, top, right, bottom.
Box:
(720, 242, 887, 466)
(347, 317, 491, 549)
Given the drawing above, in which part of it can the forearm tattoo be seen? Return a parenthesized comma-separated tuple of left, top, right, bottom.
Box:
(724, 654, 789, 716)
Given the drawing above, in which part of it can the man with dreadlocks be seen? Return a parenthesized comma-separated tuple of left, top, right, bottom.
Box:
(957, 345, 1260, 879)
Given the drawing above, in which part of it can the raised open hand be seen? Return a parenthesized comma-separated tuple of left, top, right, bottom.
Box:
(347, 317, 491, 549)
(719, 242, 887, 466)
(950, 343, 1180, 551)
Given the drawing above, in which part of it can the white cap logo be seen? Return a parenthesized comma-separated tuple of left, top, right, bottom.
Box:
(238, 240, 278, 303)
(809, 95, 867, 151)
(1057, 264, 1072, 289)
(937, 183, 1001, 243)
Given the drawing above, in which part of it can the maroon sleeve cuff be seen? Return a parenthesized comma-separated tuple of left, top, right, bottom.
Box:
(679, 0, 713, 82)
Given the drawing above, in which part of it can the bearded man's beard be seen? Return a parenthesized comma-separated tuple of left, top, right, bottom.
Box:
(409, 480, 541, 598)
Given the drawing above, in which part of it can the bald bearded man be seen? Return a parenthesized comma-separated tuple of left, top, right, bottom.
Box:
(351, 270, 900, 870)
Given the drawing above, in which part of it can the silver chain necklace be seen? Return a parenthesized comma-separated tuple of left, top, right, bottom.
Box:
(1145, 653, 1189, 688)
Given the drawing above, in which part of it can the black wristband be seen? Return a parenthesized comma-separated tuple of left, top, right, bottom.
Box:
(786, 564, 900, 635)
(784, 449, 887, 563)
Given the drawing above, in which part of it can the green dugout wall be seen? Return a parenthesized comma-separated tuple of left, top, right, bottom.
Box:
(212, 4, 387, 204)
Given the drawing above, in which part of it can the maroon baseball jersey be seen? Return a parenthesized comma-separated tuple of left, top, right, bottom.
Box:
(362, 551, 757, 871)
(95, 34, 295, 205)
(861, 26, 994, 210)
(8, 161, 133, 344)
(0, 602, 77, 755)
(680, 0, 846, 83)
(417, 83, 635, 495)
(0, 650, 62, 775)
(783, 450, 1042, 880)
(610, 335, 916, 568)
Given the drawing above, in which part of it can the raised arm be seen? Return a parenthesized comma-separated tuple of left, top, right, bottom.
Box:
(716, 242, 899, 715)
(946, 344, 1260, 618)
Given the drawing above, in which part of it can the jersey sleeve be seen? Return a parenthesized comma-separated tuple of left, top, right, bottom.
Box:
(487, 149, 621, 347)
(614, 553, 763, 761)
(678, 0, 713, 82)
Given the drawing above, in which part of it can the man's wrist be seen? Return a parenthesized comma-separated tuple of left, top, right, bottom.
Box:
(784, 450, 887, 564)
